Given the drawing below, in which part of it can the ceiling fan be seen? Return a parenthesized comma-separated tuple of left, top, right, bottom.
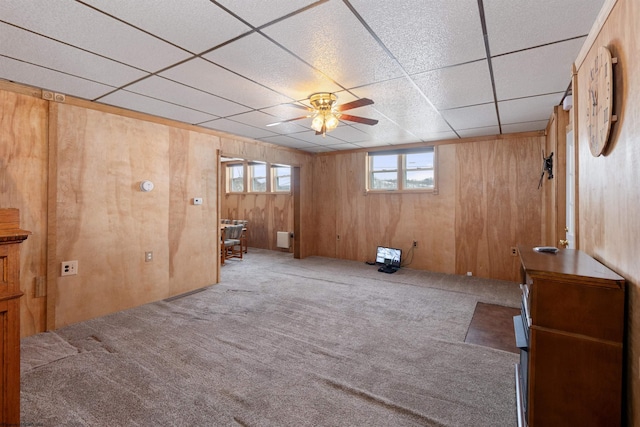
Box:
(267, 92, 378, 136)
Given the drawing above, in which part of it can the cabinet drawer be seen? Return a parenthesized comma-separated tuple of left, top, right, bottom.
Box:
(529, 328, 622, 427)
(530, 278, 624, 342)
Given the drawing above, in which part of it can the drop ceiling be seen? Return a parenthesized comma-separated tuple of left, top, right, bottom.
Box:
(0, 0, 603, 153)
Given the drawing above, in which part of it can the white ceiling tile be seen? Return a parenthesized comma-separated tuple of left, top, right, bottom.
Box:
(499, 93, 562, 124)
(200, 118, 277, 139)
(258, 135, 319, 150)
(262, 1, 404, 88)
(81, 0, 250, 54)
(124, 76, 249, 117)
(216, 0, 318, 28)
(348, 0, 486, 73)
(259, 103, 311, 121)
(0, 23, 147, 88)
(286, 130, 344, 145)
(0, 56, 115, 100)
(230, 111, 308, 134)
(502, 120, 549, 134)
(351, 122, 419, 145)
(321, 142, 362, 151)
(299, 144, 337, 153)
(160, 58, 293, 110)
(493, 38, 585, 101)
(485, 0, 604, 55)
(412, 60, 494, 110)
(441, 103, 498, 130)
(99, 90, 218, 124)
(204, 33, 342, 101)
(421, 131, 459, 142)
(0, 0, 190, 72)
(205, 34, 340, 99)
(352, 140, 396, 149)
(352, 78, 452, 137)
(457, 126, 501, 138)
(325, 125, 371, 143)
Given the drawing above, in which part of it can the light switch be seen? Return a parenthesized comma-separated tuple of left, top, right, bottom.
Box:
(193, 197, 203, 205)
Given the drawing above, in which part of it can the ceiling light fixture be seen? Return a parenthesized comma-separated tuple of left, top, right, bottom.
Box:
(309, 93, 340, 136)
(266, 93, 378, 135)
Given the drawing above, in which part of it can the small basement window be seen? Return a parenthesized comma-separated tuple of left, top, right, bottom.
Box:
(366, 146, 436, 193)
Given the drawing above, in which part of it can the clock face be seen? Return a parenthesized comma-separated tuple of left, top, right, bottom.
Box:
(587, 46, 614, 157)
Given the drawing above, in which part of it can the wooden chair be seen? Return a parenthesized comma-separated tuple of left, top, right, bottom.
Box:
(239, 220, 248, 253)
(221, 224, 244, 264)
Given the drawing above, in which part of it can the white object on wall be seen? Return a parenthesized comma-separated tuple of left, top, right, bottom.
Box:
(140, 180, 154, 192)
(562, 95, 573, 111)
(276, 231, 290, 249)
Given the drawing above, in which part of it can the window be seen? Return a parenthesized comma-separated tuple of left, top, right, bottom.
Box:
(249, 162, 267, 192)
(227, 164, 244, 192)
(223, 159, 292, 194)
(404, 151, 434, 189)
(272, 165, 291, 192)
(367, 147, 436, 192)
(370, 154, 399, 190)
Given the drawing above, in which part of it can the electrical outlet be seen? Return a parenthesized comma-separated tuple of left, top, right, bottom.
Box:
(467, 271, 473, 276)
(145, 251, 153, 262)
(413, 240, 417, 247)
(61, 260, 78, 276)
(510, 246, 518, 256)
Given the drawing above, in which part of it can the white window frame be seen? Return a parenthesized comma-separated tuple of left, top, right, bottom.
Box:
(249, 162, 268, 192)
(226, 163, 245, 193)
(271, 165, 291, 192)
(366, 146, 437, 194)
(224, 160, 293, 195)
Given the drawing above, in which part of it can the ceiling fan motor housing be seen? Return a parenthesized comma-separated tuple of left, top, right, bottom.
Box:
(309, 92, 337, 111)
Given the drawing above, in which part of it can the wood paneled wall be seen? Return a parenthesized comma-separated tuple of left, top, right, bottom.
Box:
(455, 136, 544, 281)
(543, 106, 570, 248)
(0, 86, 48, 337)
(222, 193, 294, 251)
(50, 103, 219, 328)
(1, 83, 313, 335)
(313, 135, 544, 281)
(574, 0, 640, 422)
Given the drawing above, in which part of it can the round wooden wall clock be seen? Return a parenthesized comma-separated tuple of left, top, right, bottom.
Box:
(587, 46, 618, 157)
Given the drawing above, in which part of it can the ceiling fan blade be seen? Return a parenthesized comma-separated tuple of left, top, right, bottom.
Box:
(339, 114, 378, 126)
(266, 115, 309, 127)
(335, 98, 374, 111)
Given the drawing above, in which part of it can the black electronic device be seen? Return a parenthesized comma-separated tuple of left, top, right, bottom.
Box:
(375, 246, 401, 273)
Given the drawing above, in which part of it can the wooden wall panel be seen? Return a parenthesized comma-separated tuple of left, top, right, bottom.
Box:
(455, 136, 544, 281)
(167, 129, 218, 295)
(0, 89, 48, 337)
(312, 143, 457, 274)
(218, 137, 313, 257)
(312, 155, 337, 258)
(543, 107, 570, 247)
(222, 193, 293, 251)
(54, 105, 172, 327)
(1, 83, 312, 334)
(574, 0, 640, 422)
(336, 152, 366, 260)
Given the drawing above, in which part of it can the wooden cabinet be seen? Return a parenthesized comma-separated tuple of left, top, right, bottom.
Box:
(0, 209, 30, 426)
(515, 246, 625, 427)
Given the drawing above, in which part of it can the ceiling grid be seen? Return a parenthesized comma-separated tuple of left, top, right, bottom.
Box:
(0, 0, 604, 152)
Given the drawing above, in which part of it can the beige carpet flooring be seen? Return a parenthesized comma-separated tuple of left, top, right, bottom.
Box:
(21, 249, 520, 426)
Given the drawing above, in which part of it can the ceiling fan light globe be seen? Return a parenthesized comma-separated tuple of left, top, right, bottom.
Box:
(325, 114, 339, 130)
(311, 115, 324, 132)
